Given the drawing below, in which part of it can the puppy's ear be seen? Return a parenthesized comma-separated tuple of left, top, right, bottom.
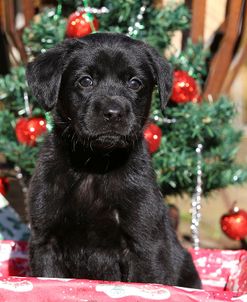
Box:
(146, 46, 173, 111)
(26, 39, 82, 111)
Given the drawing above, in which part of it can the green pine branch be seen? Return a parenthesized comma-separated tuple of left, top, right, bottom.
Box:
(152, 97, 247, 196)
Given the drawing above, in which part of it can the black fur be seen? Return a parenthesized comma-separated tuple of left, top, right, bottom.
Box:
(26, 33, 201, 288)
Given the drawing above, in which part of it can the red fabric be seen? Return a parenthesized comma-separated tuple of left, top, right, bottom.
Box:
(0, 241, 246, 301)
(190, 248, 247, 293)
(0, 241, 29, 277)
(0, 277, 245, 302)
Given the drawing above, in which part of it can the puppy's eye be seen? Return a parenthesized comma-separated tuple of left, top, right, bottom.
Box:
(78, 76, 93, 88)
(128, 78, 143, 91)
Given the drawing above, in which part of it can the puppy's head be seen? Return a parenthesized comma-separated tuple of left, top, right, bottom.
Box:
(26, 33, 172, 150)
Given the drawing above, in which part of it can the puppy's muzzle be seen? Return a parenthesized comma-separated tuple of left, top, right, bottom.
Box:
(82, 95, 137, 149)
(93, 96, 131, 127)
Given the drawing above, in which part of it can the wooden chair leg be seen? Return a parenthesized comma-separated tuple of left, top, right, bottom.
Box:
(22, 0, 35, 27)
(190, 0, 206, 43)
(221, 2, 247, 94)
(2, 0, 28, 62)
(203, 0, 243, 100)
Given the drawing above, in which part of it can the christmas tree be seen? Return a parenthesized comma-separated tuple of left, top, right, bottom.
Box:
(0, 0, 247, 199)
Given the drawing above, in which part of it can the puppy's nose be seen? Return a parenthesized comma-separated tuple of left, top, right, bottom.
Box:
(103, 108, 122, 121)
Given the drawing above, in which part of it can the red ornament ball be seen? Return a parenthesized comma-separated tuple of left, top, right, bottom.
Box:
(144, 123, 162, 153)
(15, 117, 47, 146)
(66, 11, 99, 38)
(171, 70, 200, 104)
(220, 206, 247, 240)
(0, 177, 9, 196)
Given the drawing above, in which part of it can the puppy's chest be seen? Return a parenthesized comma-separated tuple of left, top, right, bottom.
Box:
(69, 174, 125, 232)
(74, 173, 124, 208)
(55, 172, 139, 256)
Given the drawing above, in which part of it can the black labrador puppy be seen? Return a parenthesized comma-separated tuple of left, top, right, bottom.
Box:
(26, 33, 201, 288)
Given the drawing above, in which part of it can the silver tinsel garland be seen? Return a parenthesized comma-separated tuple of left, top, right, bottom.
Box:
(128, 1, 148, 37)
(191, 143, 203, 249)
